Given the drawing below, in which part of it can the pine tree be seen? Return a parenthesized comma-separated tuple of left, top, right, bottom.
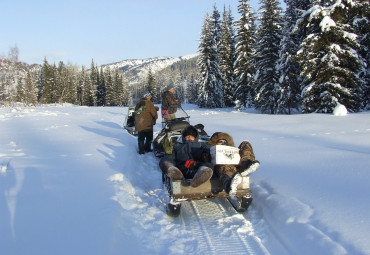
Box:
(297, 0, 363, 113)
(96, 66, 106, 106)
(15, 76, 25, 103)
(24, 70, 38, 105)
(64, 64, 79, 104)
(40, 58, 56, 104)
(81, 65, 96, 106)
(146, 68, 158, 103)
(55, 61, 67, 103)
(254, 0, 283, 114)
(234, 0, 257, 108)
(77, 66, 85, 105)
(187, 74, 200, 104)
(353, 0, 369, 109)
(219, 6, 237, 107)
(197, 12, 224, 108)
(104, 66, 114, 106)
(276, 0, 309, 114)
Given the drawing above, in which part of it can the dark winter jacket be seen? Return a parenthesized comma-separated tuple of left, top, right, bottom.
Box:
(134, 98, 158, 132)
(172, 126, 212, 177)
(161, 91, 181, 114)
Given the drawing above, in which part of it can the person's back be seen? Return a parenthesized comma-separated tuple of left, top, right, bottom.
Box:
(134, 93, 158, 154)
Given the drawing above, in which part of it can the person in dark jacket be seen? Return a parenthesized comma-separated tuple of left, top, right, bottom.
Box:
(160, 125, 213, 187)
(209, 132, 260, 195)
(161, 85, 181, 121)
(135, 92, 158, 154)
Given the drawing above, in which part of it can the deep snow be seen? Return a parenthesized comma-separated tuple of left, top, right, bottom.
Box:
(1, 104, 369, 255)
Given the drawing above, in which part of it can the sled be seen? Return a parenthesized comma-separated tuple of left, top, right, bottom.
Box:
(154, 108, 252, 216)
(162, 170, 253, 217)
(159, 154, 253, 217)
(123, 106, 137, 136)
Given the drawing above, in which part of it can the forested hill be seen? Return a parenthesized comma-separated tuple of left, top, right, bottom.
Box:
(100, 54, 199, 84)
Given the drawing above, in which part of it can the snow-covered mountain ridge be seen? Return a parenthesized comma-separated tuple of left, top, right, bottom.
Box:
(101, 54, 198, 83)
(102, 54, 197, 71)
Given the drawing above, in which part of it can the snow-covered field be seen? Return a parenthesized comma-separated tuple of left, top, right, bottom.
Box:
(1, 104, 369, 255)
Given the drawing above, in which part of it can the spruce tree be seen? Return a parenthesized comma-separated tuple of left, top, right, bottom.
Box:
(219, 6, 237, 107)
(234, 0, 257, 108)
(297, 0, 363, 113)
(24, 70, 38, 106)
(41, 58, 55, 104)
(146, 68, 158, 103)
(197, 12, 224, 108)
(254, 0, 283, 114)
(104, 67, 114, 106)
(97, 66, 106, 106)
(353, 0, 369, 109)
(82, 70, 96, 106)
(276, 0, 309, 114)
(15, 76, 25, 103)
(64, 64, 79, 104)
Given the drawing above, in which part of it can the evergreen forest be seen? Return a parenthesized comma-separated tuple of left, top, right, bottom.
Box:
(1, 0, 369, 113)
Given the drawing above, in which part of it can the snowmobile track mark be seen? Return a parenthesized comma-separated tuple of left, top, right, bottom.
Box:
(180, 198, 270, 254)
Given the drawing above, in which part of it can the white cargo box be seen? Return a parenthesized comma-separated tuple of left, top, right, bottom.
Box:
(210, 145, 240, 165)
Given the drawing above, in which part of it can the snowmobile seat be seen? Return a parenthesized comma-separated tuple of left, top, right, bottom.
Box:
(165, 119, 190, 132)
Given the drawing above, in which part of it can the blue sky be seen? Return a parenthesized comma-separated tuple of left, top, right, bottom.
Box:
(1, 0, 275, 67)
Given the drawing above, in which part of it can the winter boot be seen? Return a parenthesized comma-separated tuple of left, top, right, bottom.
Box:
(145, 141, 153, 152)
(138, 141, 145, 154)
(167, 167, 183, 181)
(190, 166, 213, 187)
(239, 160, 260, 176)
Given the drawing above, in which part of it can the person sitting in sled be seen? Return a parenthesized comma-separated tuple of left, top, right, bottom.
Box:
(209, 132, 260, 196)
(134, 92, 158, 154)
(161, 85, 181, 122)
(160, 125, 213, 187)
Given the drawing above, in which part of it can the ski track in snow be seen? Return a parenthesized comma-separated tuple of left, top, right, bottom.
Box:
(180, 199, 271, 254)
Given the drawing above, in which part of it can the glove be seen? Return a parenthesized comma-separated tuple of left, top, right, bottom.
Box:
(184, 159, 196, 169)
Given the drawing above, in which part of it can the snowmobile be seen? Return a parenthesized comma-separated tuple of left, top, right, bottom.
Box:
(123, 106, 138, 136)
(152, 107, 209, 157)
(153, 108, 253, 216)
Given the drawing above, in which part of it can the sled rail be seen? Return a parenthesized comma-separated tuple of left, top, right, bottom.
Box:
(169, 176, 251, 201)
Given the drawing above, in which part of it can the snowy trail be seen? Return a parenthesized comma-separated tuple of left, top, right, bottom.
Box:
(180, 198, 271, 254)
(110, 124, 275, 254)
(2, 105, 370, 255)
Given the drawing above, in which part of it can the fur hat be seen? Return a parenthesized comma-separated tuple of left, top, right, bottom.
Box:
(167, 84, 174, 91)
(182, 125, 198, 139)
(209, 132, 235, 147)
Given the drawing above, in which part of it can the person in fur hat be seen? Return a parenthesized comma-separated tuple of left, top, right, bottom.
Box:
(160, 125, 213, 187)
(209, 132, 260, 195)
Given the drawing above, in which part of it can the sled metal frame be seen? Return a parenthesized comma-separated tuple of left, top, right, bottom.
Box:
(161, 106, 190, 128)
(162, 172, 253, 216)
